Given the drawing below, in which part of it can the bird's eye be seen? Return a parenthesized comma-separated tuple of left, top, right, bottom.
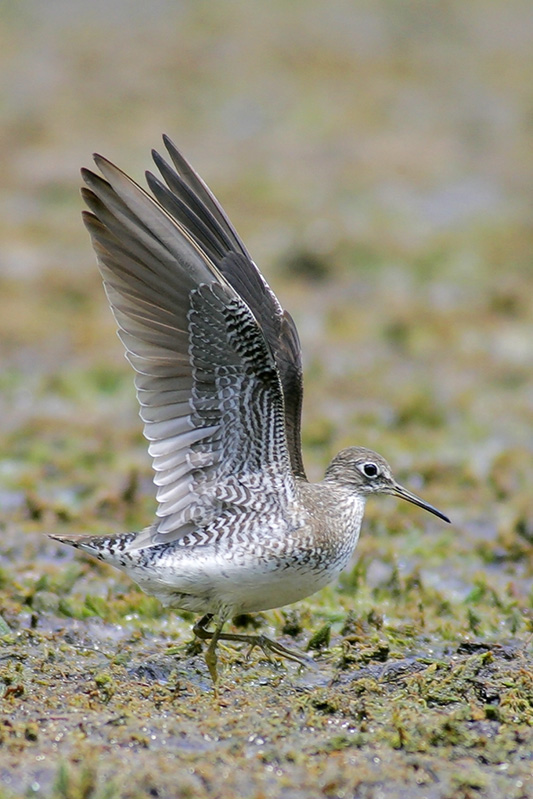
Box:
(361, 462, 379, 478)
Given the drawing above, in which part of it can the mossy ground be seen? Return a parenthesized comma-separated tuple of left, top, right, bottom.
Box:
(1, 3, 533, 798)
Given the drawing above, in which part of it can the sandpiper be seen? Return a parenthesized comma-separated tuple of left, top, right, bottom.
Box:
(50, 136, 450, 685)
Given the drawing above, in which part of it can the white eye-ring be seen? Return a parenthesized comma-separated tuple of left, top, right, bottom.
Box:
(360, 462, 379, 479)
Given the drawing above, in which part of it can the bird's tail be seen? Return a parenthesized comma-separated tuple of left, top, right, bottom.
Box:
(49, 531, 138, 564)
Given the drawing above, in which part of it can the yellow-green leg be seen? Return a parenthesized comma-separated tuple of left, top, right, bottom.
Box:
(193, 612, 310, 682)
(193, 613, 227, 687)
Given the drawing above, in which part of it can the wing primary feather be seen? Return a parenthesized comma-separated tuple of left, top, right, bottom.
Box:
(145, 171, 228, 267)
(148, 157, 236, 258)
(161, 135, 251, 259)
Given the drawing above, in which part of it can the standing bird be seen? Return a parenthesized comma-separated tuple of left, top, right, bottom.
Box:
(50, 137, 450, 685)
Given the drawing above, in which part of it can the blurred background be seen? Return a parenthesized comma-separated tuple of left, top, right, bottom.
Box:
(1, 1, 532, 616)
(1, 3, 533, 795)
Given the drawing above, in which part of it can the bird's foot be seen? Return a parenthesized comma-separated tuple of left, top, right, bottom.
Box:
(241, 633, 311, 667)
(204, 640, 220, 695)
(192, 613, 313, 687)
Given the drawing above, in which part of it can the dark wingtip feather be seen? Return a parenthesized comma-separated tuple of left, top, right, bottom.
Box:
(81, 166, 96, 183)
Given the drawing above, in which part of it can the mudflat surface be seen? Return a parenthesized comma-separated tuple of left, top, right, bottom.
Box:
(1, 3, 532, 798)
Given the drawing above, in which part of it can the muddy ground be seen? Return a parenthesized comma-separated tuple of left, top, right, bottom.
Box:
(1, 3, 532, 798)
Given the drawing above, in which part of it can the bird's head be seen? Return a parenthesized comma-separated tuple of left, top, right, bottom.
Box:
(324, 446, 450, 523)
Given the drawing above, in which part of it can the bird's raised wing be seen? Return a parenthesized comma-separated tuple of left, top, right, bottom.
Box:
(148, 137, 305, 478)
(81, 150, 297, 549)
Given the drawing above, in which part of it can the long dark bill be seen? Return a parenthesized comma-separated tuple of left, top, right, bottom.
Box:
(392, 483, 450, 523)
